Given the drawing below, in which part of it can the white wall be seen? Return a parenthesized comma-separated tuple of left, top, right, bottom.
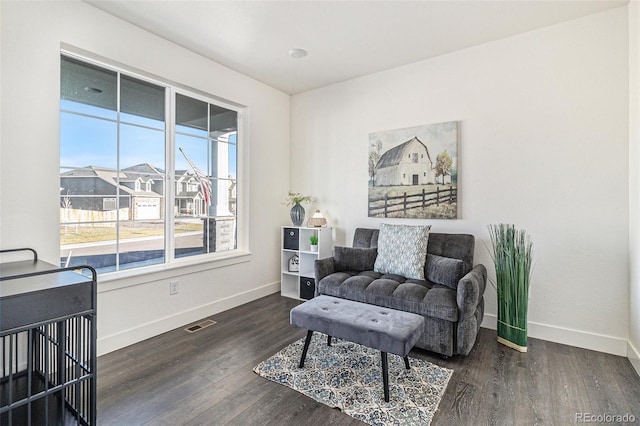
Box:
(0, 1, 290, 354)
(1, 1, 634, 361)
(291, 7, 629, 355)
(629, 0, 640, 375)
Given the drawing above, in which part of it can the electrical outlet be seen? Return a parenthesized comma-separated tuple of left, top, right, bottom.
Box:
(169, 280, 179, 295)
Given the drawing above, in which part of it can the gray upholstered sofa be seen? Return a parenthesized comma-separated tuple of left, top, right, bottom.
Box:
(314, 227, 487, 357)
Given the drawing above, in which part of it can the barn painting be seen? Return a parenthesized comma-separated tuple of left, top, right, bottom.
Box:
(368, 121, 459, 219)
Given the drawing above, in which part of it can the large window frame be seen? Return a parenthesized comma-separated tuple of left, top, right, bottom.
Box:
(59, 51, 248, 278)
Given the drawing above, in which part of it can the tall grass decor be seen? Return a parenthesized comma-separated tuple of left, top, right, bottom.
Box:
(488, 224, 533, 352)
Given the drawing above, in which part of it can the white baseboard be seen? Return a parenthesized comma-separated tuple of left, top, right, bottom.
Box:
(481, 314, 628, 356)
(629, 340, 640, 377)
(97, 281, 281, 356)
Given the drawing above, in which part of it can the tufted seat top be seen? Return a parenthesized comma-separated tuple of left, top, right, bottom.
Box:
(290, 295, 425, 357)
(316, 270, 459, 322)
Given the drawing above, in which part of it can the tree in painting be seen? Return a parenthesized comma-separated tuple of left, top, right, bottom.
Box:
(435, 150, 453, 185)
(368, 151, 381, 186)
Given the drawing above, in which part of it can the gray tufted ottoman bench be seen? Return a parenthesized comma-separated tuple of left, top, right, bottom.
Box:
(290, 295, 425, 402)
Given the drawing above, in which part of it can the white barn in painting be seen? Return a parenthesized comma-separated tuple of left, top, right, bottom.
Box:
(374, 137, 436, 186)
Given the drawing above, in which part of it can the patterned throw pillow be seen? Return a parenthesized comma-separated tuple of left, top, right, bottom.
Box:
(373, 224, 430, 280)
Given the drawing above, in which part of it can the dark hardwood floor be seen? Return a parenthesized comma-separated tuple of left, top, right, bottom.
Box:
(97, 294, 640, 425)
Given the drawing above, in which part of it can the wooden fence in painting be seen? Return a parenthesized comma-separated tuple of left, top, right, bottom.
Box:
(368, 186, 457, 218)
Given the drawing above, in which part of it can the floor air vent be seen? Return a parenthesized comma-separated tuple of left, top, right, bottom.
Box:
(185, 319, 217, 333)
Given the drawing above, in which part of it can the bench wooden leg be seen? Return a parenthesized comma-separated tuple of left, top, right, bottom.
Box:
(404, 356, 410, 370)
(381, 352, 389, 402)
(327, 335, 332, 346)
(299, 330, 314, 368)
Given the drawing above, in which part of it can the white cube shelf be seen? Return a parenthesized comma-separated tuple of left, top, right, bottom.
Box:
(281, 226, 332, 300)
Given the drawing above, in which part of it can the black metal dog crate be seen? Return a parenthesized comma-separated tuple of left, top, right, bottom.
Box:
(0, 248, 97, 425)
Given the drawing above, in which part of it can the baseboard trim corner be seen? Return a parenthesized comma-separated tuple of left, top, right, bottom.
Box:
(97, 281, 280, 356)
(628, 340, 640, 377)
(481, 314, 628, 356)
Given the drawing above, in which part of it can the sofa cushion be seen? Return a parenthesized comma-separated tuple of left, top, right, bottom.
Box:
(353, 228, 380, 249)
(373, 223, 430, 280)
(317, 272, 459, 322)
(425, 253, 465, 289)
(336, 275, 377, 300)
(334, 246, 378, 272)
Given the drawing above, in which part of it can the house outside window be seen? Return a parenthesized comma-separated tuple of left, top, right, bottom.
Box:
(60, 54, 241, 274)
(103, 198, 117, 211)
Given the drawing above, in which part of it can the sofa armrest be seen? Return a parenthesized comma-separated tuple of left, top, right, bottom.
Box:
(314, 257, 335, 283)
(456, 264, 488, 318)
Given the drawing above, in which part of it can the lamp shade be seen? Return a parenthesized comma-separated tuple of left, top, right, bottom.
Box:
(307, 210, 327, 227)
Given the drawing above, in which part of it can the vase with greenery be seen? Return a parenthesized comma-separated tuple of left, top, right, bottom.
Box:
(488, 223, 534, 352)
(285, 191, 313, 226)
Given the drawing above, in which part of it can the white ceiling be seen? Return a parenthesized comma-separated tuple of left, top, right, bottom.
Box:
(86, 0, 627, 95)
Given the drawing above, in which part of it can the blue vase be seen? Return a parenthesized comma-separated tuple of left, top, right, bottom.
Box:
(290, 202, 305, 226)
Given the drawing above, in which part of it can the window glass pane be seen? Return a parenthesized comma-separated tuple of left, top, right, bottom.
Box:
(175, 94, 239, 257)
(60, 112, 117, 169)
(212, 178, 237, 216)
(175, 133, 209, 173)
(59, 102, 120, 275)
(174, 217, 205, 258)
(176, 93, 208, 136)
(60, 169, 123, 222)
(60, 224, 118, 273)
(118, 220, 165, 270)
(174, 131, 210, 258)
(227, 143, 237, 180)
(214, 217, 237, 251)
(209, 106, 237, 135)
(213, 141, 236, 180)
(119, 124, 165, 189)
(119, 113, 166, 268)
(60, 56, 117, 120)
(121, 76, 165, 129)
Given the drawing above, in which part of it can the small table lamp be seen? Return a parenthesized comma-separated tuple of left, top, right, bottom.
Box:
(307, 210, 327, 227)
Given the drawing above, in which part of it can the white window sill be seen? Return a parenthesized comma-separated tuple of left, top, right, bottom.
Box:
(96, 250, 252, 293)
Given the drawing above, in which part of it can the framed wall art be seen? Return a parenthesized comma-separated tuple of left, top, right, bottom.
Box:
(368, 121, 459, 219)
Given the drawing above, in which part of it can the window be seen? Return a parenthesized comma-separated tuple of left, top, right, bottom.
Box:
(60, 55, 241, 274)
(174, 93, 238, 255)
(103, 198, 117, 211)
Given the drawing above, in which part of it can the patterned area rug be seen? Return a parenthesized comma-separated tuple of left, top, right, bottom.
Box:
(253, 333, 453, 426)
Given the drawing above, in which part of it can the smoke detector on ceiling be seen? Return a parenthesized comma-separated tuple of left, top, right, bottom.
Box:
(288, 48, 308, 59)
